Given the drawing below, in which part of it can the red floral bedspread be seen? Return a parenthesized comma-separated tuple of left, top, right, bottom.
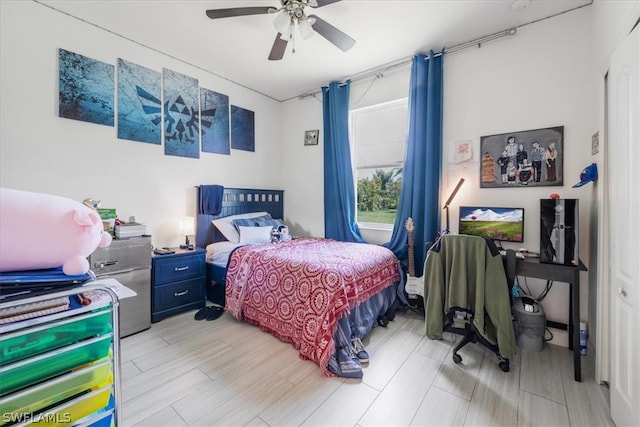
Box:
(225, 237, 399, 375)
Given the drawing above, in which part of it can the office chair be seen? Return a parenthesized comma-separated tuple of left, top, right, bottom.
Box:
(423, 234, 518, 372)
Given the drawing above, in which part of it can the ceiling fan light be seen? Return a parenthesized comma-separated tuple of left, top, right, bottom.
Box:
(273, 10, 292, 34)
(298, 17, 315, 39)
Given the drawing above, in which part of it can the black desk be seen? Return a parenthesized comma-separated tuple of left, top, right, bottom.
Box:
(515, 257, 587, 382)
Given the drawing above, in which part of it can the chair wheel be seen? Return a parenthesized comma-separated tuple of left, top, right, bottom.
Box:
(499, 360, 510, 372)
(452, 353, 462, 364)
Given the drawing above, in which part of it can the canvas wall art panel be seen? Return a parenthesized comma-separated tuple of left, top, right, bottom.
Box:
(230, 105, 255, 152)
(163, 68, 200, 159)
(200, 88, 230, 155)
(480, 126, 564, 188)
(58, 48, 114, 126)
(117, 59, 161, 144)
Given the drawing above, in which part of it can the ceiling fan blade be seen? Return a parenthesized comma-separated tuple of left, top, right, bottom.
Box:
(309, 0, 342, 7)
(268, 33, 288, 61)
(308, 15, 355, 52)
(206, 7, 277, 19)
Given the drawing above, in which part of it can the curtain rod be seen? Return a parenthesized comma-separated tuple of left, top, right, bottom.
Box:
(349, 28, 516, 83)
(297, 0, 594, 101)
(298, 27, 516, 100)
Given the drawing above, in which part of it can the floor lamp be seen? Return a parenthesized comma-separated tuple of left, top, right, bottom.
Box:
(443, 178, 465, 232)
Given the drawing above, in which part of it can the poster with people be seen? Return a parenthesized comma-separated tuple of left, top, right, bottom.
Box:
(479, 126, 564, 188)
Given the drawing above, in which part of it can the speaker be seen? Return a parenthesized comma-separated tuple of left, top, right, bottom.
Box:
(540, 198, 579, 265)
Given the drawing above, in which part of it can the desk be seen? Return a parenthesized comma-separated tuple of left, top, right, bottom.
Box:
(515, 257, 587, 382)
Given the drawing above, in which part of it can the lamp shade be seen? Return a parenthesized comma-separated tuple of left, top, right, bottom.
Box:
(180, 216, 195, 236)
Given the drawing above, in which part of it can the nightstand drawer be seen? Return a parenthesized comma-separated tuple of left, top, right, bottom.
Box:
(151, 248, 205, 323)
(153, 278, 204, 312)
(153, 254, 204, 286)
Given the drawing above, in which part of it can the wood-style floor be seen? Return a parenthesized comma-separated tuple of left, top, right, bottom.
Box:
(119, 307, 614, 426)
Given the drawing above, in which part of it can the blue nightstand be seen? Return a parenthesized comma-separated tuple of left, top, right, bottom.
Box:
(151, 247, 205, 322)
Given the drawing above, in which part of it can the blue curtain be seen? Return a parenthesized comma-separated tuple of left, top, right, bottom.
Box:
(322, 81, 365, 243)
(385, 52, 444, 277)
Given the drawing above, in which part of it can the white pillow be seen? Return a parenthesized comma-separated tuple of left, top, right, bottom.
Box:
(212, 211, 269, 243)
(238, 225, 273, 244)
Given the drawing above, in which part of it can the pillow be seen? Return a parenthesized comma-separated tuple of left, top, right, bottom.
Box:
(238, 225, 273, 244)
(212, 211, 269, 243)
(232, 214, 282, 230)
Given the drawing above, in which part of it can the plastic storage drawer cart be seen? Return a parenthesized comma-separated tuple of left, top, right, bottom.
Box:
(0, 285, 121, 426)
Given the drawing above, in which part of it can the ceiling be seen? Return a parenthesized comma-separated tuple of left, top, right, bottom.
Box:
(37, 0, 591, 102)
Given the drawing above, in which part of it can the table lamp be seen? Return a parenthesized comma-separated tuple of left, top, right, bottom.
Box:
(180, 216, 195, 250)
(443, 178, 465, 232)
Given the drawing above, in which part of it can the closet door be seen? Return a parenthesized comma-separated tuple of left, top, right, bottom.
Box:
(608, 23, 639, 427)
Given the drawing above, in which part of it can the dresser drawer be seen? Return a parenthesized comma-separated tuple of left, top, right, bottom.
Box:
(153, 253, 204, 286)
(153, 278, 204, 312)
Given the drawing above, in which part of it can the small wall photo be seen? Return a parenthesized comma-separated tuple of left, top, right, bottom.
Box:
(304, 129, 319, 146)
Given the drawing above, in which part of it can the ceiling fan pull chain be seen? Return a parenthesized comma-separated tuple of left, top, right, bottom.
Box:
(292, 29, 296, 54)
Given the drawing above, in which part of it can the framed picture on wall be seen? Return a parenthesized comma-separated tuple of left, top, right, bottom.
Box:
(304, 129, 319, 146)
(480, 126, 564, 188)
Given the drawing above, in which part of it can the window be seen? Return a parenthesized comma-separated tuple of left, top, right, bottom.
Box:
(351, 99, 408, 229)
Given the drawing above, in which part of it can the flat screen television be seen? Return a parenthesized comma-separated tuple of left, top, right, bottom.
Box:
(458, 206, 525, 243)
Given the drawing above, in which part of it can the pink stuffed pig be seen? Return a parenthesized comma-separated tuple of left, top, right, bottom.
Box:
(0, 188, 112, 275)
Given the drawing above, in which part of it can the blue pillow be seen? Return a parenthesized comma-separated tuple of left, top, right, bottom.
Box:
(232, 215, 282, 230)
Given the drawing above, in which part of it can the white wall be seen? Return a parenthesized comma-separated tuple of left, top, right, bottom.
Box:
(282, 6, 596, 347)
(0, 1, 283, 248)
(592, 0, 640, 73)
(279, 95, 324, 238)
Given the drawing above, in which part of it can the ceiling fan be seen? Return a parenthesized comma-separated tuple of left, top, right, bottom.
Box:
(205, 0, 356, 61)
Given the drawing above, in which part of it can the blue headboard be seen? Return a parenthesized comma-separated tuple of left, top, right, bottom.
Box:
(196, 187, 284, 248)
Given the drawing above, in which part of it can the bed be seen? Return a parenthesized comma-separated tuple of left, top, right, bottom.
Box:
(196, 188, 285, 295)
(195, 187, 400, 378)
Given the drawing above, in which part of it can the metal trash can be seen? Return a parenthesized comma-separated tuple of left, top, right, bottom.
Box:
(513, 296, 546, 352)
